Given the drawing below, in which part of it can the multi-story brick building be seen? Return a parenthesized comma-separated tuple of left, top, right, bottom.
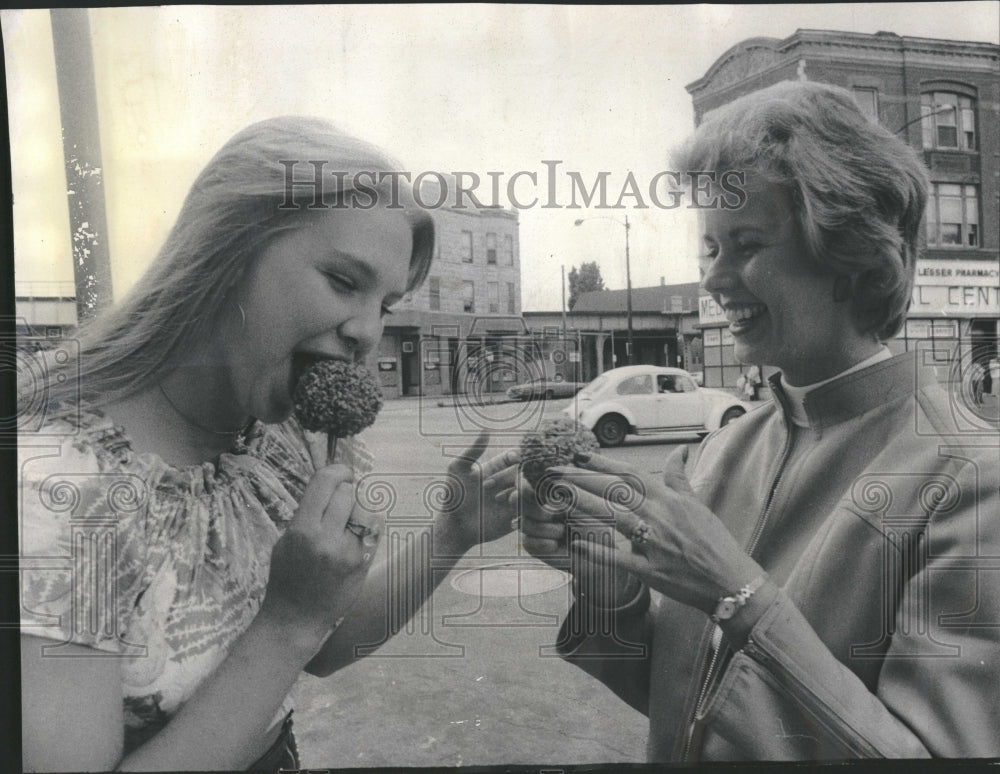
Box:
(374, 179, 523, 398)
(686, 29, 1000, 391)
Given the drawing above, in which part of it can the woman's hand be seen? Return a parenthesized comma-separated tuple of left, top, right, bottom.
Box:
(436, 430, 521, 552)
(259, 463, 378, 648)
(546, 446, 763, 615)
(515, 457, 639, 607)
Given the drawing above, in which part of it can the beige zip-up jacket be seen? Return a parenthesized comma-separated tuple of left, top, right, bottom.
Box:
(557, 352, 1000, 760)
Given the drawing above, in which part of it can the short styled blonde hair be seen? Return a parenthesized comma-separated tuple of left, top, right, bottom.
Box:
(673, 81, 929, 340)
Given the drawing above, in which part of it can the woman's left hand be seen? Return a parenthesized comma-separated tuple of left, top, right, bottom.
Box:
(551, 446, 763, 615)
(436, 430, 520, 552)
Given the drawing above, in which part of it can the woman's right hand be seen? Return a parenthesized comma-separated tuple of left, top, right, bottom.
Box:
(515, 468, 640, 608)
(259, 464, 376, 645)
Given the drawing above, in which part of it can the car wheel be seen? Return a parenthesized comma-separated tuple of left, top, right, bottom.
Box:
(720, 407, 745, 426)
(593, 414, 628, 447)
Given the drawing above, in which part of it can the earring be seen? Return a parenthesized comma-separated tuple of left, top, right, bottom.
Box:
(237, 303, 247, 329)
(833, 276, 852, 303)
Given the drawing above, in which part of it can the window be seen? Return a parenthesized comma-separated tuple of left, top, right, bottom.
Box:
(461, 230, 473, 263)
(922, 92, 976, 150)
(462, 280, 475, 313)
(486, 232, 497, 265)
(488, 281, 499, 313)
(616, 374, 653, 395)
(428, 276, 440, 311)
(506, 282, 516, 314)
(927, 183, 979, 247)
(501, 234, 513, 266)
(659, 374, 696, 393)
(658, 375, 680, 393)
(852, 87, 878, 121)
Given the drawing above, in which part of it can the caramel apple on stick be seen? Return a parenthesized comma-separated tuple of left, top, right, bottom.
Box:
(293, 360, 383, 465)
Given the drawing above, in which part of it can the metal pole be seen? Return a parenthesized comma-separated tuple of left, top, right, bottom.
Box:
(50, 9, 114, 321)
(561, 262, 567, 339)
(625, 215, 634, 365)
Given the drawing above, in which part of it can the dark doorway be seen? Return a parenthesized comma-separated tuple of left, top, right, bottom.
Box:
(400, 338, 420, 396)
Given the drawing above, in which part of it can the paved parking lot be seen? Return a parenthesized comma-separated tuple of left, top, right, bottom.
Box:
(292, 396, 700, 768)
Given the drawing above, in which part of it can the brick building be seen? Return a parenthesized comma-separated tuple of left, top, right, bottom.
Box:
(686, 29, 1000, 390)
(373, 178, 523, 398)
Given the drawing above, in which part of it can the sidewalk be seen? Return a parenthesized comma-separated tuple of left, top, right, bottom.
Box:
(291, 534, 648, 768)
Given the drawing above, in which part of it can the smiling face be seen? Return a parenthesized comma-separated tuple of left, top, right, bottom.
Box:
(222, 202, 412, 424)
(699, 181, 878, 386)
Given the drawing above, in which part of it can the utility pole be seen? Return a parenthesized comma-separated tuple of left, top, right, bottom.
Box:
(574, 215, 634, 365)
(624, 215, 633, 365)
(51, 8, 114, 321)
(561, 262, 567, 339)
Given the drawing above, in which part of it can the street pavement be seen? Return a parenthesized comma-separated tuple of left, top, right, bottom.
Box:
(291, 395, 701, 768)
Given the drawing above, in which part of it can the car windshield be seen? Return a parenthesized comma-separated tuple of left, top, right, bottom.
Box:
(578, 376, 608, 396)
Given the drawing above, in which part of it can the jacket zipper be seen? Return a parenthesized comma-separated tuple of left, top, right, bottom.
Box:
(681, 419, 796, 762)
(742, 637, 884, 757)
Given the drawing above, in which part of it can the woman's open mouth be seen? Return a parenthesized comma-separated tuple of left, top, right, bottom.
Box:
(725, 303, 767, 335)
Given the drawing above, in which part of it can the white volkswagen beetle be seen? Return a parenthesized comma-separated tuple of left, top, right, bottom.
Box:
(561, 365, 754, 447)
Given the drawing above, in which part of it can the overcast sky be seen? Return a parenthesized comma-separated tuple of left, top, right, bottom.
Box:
(3, 3, 998, 310)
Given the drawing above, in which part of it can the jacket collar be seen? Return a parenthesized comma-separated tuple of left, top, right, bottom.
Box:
(767, 351, 923, 431)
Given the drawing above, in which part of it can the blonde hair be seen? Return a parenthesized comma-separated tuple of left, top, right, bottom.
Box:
(39, 116, 433, 409)
(673, 81, 928, 340)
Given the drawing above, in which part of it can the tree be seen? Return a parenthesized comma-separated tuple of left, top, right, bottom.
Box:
(567, 262, 605, 310)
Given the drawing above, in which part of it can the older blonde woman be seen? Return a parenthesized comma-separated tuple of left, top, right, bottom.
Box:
(515, 81, 1000, 761)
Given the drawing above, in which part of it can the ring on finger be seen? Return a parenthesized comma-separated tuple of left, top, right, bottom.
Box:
(346, 518, 380, 548)
(345, 518, 369, 539)
(629, 519, 651, 546)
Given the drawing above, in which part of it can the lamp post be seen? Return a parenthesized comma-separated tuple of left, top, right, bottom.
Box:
(574, 215, 633, 365)
(894, 103, 954, 136)
(560, 261, 567, 339)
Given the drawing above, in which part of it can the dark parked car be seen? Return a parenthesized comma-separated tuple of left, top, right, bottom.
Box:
(506, 376, 588, 402)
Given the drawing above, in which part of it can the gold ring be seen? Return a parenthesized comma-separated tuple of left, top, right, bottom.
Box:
(346, 518, 374, 540)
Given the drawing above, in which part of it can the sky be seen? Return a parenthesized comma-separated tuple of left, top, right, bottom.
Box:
(3, 3, 999, 311)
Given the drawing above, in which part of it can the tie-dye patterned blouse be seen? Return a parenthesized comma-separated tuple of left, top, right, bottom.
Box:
(19, 404, 373, 753)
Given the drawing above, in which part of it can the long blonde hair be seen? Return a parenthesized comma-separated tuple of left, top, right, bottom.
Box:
(33, 116, 433, 412)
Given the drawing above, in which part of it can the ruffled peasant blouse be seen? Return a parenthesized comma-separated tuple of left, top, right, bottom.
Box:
(19, 404, 373, 753)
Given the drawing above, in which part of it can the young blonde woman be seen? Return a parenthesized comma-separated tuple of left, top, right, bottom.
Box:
(19, 117, 517, 771)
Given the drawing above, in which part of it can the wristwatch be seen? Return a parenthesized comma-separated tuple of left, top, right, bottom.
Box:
(711, 575, 766, 624)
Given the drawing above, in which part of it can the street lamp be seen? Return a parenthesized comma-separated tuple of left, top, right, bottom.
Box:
(574, 214, 633, 365)
(895, 102, 954, 136)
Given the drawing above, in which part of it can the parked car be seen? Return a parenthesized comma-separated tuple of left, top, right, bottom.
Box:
(561, 365, 753, 447)
(506, 376, 588, 402)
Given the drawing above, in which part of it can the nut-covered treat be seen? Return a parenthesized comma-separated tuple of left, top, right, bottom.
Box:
(519, 417, 600, 490)
(293, 360, 383, 438)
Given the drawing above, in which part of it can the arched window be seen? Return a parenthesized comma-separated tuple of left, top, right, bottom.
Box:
(921, 90, 977, 151)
